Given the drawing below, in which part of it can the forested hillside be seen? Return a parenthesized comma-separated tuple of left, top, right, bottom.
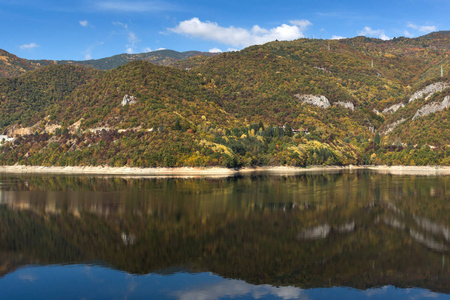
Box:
(0, 49, 215, 77)
(32, 49, 216, 70)
(1, 32, 449, 167)
(0, 65, 101, 129)
(0, 49, 42, 77)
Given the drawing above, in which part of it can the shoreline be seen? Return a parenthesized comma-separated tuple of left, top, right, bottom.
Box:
(0, 165, 449, 176)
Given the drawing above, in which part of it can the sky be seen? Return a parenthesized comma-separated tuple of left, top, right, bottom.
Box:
(1, 0, 449, 60)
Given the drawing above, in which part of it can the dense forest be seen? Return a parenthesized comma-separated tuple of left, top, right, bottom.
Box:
(0, 31, 449, 167)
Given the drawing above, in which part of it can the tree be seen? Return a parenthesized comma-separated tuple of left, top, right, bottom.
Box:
(284, 124, 293, 137)
(258, 121, 265, 131)
(374, 133, 380, 145)
(173, 118, 182, 131)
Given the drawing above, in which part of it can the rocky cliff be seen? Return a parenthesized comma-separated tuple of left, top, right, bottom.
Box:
(413, 96, 450, 120)
(383, 103, 405, 114)
(294, 94, 330, 109)
(409, 82, 450, 103)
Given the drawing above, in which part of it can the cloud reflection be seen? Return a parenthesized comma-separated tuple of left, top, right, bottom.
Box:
(173, 279, 308, 300)
(364, 285, 388, 297)
(408, 290, 440, 300)
(419, 291, 439, 298)
(18, 273, 38, 282)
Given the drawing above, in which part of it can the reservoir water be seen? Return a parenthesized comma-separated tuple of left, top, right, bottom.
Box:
(0, 171, 449, 299)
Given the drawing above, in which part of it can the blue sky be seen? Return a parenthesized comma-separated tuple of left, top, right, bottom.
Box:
(1, 0, 448, 60)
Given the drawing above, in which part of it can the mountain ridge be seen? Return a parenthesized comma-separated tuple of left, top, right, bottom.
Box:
(0, 48, 217, 78)
(32, 49, 217, 71)
(0, 32, 449, 167)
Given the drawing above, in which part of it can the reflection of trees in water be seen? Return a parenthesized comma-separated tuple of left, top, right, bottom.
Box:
(0, 172, 380, 217)
(0, 173, 449, 292)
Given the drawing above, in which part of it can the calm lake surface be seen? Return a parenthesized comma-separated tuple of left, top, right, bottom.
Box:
(0, 170, 449, 299)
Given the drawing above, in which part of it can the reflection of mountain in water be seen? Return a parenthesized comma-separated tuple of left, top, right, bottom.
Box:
(0, 173, 449, 293)
(377, 203, 450, 252)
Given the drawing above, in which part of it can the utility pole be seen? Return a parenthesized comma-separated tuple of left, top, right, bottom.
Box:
(371, 60, 374, 68)
(441, 65, 444, 77)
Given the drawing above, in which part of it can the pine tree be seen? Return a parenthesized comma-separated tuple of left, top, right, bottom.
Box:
(374, 133, 381, 145)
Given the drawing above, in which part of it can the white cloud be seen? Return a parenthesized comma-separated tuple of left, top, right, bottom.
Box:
(407, 23, 437, 33)
(83, 41, 103, 60)
(227, 48, 240, 52)
(156, 47, 166, 51)
(113, 22, 140, 54)
(290, 19, 313, 31)
(403, 30, 414, 38)
(331, 35, 345, 40)
(19, 42, 39, 50)
(358, 27, 390, 40)
(420, 26, 437, 33)
(143, 47, 152, 52)
(169, 18, 312, 47)
(113, 21, 128, 29)
(209, 48, 222, 53)
(79, 20, 88, 27)
(95, 1, 176, 12)
(128, 32, 140, 47)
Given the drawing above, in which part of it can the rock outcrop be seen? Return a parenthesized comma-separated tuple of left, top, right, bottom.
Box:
(0, 135, 14, 143)
(6, 125, 33, 137)
(412, 96, 450, 120)
(313, 66, 331, 73)
(382, 118, 406, 135)
(382, 103, 405, 114)
(334, 101, 355, 111)
(294, 94, 330, 109)
(409, 82, 450, 103)
(121, 94, 137, 106)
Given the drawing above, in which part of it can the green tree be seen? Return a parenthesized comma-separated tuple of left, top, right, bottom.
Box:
(374, 133, 380, 145)
(284, 124, 293, 137)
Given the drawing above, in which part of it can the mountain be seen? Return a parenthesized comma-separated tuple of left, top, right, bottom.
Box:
(0, 32, 449, 167)
(194, 33, 449, 149)
(32, 49, 217, 70)
(0, 49, 216, 78)
(0, 49, 42, 77)
(0, 64, 101, 129)
(52, 60, 235, 128)
(0, 61, 242, 167)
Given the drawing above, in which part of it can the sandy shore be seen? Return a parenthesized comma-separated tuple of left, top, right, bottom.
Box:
(365, 165, 450, 175)
(0, 165, 449, 176)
